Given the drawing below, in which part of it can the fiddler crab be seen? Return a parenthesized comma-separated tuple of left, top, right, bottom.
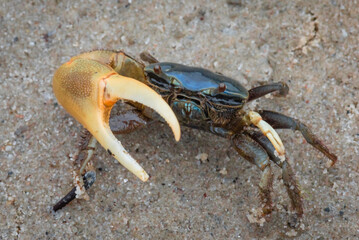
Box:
(52, 50, 337, 220)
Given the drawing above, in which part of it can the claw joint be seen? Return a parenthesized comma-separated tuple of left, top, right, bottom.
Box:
(249, 111, 286, 159)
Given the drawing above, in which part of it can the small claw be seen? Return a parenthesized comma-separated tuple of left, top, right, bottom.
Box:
(249, 111, 285, 159)
(53, 58, 180, 181)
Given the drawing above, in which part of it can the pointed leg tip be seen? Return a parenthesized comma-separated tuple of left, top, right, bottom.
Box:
(326, 157, 337, 168)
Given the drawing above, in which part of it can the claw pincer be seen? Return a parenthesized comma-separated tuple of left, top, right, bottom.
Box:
(53, 56, 180, 182)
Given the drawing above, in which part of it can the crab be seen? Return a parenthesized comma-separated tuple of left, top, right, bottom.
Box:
(52, 50, 337, 219)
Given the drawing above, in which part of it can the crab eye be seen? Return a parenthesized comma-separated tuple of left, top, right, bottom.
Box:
(201, 83, 227, 96)
(154, 65, 162, 74)
(218, 83, 226, 93)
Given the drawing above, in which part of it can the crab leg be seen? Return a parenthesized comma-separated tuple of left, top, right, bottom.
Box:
(78, 132, 98, 175)
(232, 133, 274, 217)
(248, 111, 285, 160)
(248, 130, 303, 217)
(257, 110, 337, 167)
(53, 58, 180, 182)
(247, 82, 289, 102)
(53, 170, 96, 212)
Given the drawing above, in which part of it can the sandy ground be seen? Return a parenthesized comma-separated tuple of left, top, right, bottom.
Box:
(1, 0, 359, 239)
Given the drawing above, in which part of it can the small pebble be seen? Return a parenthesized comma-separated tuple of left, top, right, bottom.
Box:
(219, 168, 227, 175)
(195, 153, 208, 163)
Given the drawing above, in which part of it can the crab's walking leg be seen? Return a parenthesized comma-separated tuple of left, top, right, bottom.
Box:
(259, 166, 274, 216)
(249, 130, 303, 217)
(53, 58, 180, 182)
(76, 130, 98, 175)
(232, 134, 274, 216)
(247, 82, 289, 102)
(281, 161, 303, 217)
(258, 110, 337, 167)
(52, 131, 97, 211)
(53, 171, 96, 212)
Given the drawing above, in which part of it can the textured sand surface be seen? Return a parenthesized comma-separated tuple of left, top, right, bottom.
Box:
(1, 0, 358, 239)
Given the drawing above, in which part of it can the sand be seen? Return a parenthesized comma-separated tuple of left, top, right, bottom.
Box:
(1, 0, 358, 239)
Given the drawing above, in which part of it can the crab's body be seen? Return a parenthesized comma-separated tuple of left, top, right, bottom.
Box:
(53, 50, 337, 219)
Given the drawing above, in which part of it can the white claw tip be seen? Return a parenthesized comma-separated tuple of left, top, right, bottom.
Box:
(138, 170, 149, 182)
(274, 150, 286, 162)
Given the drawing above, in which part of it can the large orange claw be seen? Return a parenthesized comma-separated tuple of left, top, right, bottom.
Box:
(53, 57, 180, 182)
